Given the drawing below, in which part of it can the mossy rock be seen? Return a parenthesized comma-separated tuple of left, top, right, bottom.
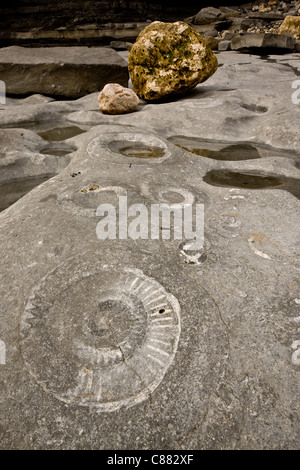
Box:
(279, 16, 300, 40)
(128, 21, 218, 101)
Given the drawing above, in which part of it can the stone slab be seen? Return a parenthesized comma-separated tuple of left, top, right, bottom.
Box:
(0, 24, 148, 47)
(0, 121, 299, 449)
(0, 46, 129, 97)
(248, 12, 284, 20)
(218, 40, 232, 51)
(231, 33, 296, 51)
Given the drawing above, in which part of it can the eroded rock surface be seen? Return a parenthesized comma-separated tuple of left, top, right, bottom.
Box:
(0, 46, 129, 98)
(0, 52, 299, 450)
(231, 31, 295, 51)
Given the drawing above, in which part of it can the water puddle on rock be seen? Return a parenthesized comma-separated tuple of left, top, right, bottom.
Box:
(37, 126, 86, 141)
(168, 135, 300, 199)
(4, 121, 88, 142)
(0, 122, 85, 212)
(203, 170, 300, 200)
(40, 148, 75, 157)
(178, 141, 260, 161)
(167, 135, 300, 166)
(108, 141, 165, 159)
(168, 136, 263, 161)
(0, 174, 56, 212)
(258, 55, 300, 77)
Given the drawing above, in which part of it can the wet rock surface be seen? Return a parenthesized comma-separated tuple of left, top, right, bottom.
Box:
(0, 49, 299, 449)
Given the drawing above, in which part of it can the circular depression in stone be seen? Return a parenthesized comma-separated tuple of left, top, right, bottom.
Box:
(57, 183, 129, 217)
(20, 264, 181, 412)
(87, 132, 171, 164)
(107, 140, 165, 159)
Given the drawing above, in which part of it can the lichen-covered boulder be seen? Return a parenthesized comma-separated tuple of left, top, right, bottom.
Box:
(279, 16, 300, 39)
(128, 21, 218, 101)
(98, 83, 140, 114)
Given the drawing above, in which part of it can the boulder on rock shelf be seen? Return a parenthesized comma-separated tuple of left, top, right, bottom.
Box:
(193, 7, 226, 25)
(218, 6, 240, 18)
(279, 16, 300, 39)
(192, 23, 218, 37)
(231, 32, 295, 51)
(110, 40, 134, 51)
(97, 83, 140, 115)
(204, 36, 220, 50)
(218, 40, 231, 51)
(128, 21, 218, 101)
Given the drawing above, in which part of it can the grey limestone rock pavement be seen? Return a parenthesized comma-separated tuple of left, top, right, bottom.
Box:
(66, 51, 300, 152)
(0, 46, 129, 98)
(0, 51, 299, 450)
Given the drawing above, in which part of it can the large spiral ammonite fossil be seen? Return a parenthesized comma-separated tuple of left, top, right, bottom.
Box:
(20, 260, 181, 412)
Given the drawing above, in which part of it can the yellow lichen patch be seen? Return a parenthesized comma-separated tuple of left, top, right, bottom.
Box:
(128, 21, 218, 101)
(278, 16, 300, 39)
(80, 183, 100, 193)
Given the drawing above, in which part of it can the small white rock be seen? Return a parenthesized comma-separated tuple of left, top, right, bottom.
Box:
(97, 83, 139, 115)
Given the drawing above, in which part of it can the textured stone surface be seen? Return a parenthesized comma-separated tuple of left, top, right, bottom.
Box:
(1, 52, 300, 152)
(248, 11, 284, 20)
(128, 21, 218, 101)
(231, 32, 296, 51)
(0, 1, 207, 34)
(204, 36, 221, 50)
(279, 16, 300, 39)
(110, 40, 133, 51)
(0, 128, 72, 184)
(218, 40, 231, 51)
(193, 7, 226, 25)
(98, 83, 140, 115)
(0, 46, 129, 98)
(0, 53, 299, 451)
(0, 1, 298, 50)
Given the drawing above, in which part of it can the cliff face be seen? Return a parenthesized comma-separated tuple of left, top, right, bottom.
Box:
(1, 1, 237, 30)
(0, 1, 243, 46)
